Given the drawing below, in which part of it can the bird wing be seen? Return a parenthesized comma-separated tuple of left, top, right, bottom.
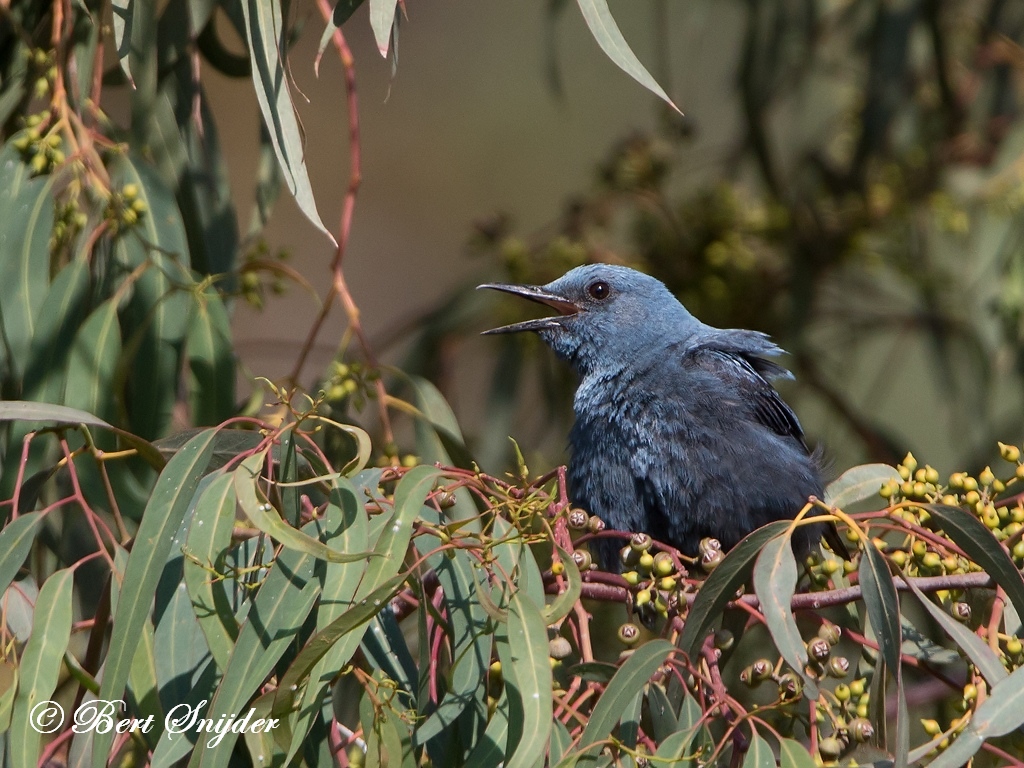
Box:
(685, 340, 808, 447)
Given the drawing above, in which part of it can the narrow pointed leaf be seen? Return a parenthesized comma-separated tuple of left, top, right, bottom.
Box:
(779, 738, 816, 768)
(925, 503, 1024, 622)
(187, 288, 235, 426)
(9, 569, 74, 768)
(575, 639, 674, 763)
(824, 464, 902, 508)
(0, 513, 45, 595)
(903, 576, 1006, 686)
(241, 0, 336, 245)
(64, 299, 122, 421)
(93, 429, 217, 766)
(753, 532, 817, 699)
(499, 590, 552, 768)
(369, 0, 399, 57)
(111, 0, 136, 85)
(317, 0, 366, 68)
(679, 521, 789, 658)
(190, 519, 322, 766)
(0, 138, 55, 384)
(742, 733, 775, 768)
(575, 0, 680, 113)
(925, 663, 1024, 768)
(183, 473, 239, 670)
(233, 453, 373, 563)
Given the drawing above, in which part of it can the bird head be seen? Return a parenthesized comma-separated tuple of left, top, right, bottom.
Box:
(479, 264, 698, 375)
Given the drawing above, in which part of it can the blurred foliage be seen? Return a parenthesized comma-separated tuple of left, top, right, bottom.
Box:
(5, 0, 1024, 766)
(405, 0, 1024, 475)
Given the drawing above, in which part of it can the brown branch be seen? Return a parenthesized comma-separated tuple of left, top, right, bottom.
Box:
(556, 571, 996, 611)
(291, 2, 394, 446)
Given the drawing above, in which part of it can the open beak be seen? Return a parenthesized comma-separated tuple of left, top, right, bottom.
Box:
(477, 283, 581, 334)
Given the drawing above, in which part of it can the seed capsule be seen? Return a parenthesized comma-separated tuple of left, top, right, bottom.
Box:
(618, 622, 640, 646)
(951, 602, 971, 622)
(629, 532, 653, 552)
(827, 657, 850, 678)
(778, 672, 802, 701)
(549, 636, 573, 659)
(586, 515, 605, 533)
(653, 552, 675, 577)
(700, 548, 724, 573)
(807, 638, 831, 662)
(713, 629, 734, 650)
(568, 509, 589, 529)
(850, 717, 874, 743)
(572, 550, 592, 570)
(818, 737, 843, 760)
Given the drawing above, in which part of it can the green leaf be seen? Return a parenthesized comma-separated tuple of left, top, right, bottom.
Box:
(575, 0, 680, 113)
(858, 542, 908, 766)
(925, 503, 1024, 622)
(742, 732, 775, 768)
(464, 690, 509, 768)
(543, 544, 582, 624)
(408, 375, 473, 468)
(186, 288, 235, 426)
(679, 521, 790, 658)
(233, 453, 374, 563)
(273, 572, 408, 712)
(246, 122, 283, 239)
(183, 473, 239, 670)
(0, 513, 45, 595)
(316, 0, 366, 68)
(0, 659, 17, 732)
(93, 429, 217, 766)
(9, 568, 74, 768)
(575, 639, 674, 764)
(824, 463, 902, 508)
(111, 154, 192, 440)
(271, 468, 437, 725)
(369, 0, 399, 57)
(283, 488, 371, 763)
(0, 138, 55, 385)
(190, 529, 322, 767)
(652, 724, 701, 762)
(0, 400, 163, 470)
(412, 532, 489, 750)
(111, 0, 136, 85)
(925, 663, 1024, 768)
(753, 532, 817, 700)
(241, 0, 336, 245)
(779, 738, 816, 768)
(362, 465, 440, 586)
(21, 255, 90, 405)
(64, 299, 122, 422)
(646, 683, 677, 743)
(903, 577, 1006, 686)
(499, 591, 553, 768)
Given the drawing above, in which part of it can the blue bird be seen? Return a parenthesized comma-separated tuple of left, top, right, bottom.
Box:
(479, 264, 844, 568)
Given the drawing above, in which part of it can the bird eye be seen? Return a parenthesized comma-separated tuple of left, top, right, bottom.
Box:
(587, 281, 610, 300)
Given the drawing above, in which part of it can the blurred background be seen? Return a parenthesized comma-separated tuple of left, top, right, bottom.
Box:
(218, 0, 1024, 479)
